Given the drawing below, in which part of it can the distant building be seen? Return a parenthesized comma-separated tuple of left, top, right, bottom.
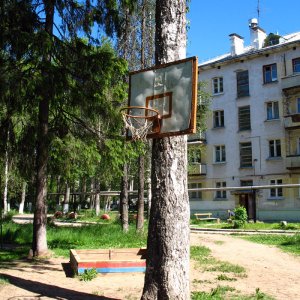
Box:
(188, 19, 300, 221)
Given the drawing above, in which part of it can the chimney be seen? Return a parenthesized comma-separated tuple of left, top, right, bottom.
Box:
(249, 18, 267, 49)
(229, 33, 244, 56)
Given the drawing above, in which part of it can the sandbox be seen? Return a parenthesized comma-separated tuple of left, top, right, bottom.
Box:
(70, 248, 147, 274)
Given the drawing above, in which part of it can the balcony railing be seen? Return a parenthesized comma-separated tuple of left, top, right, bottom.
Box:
(187, 132, 206, 143)
(188, 163, 207, 175)
(281, 73, 300, 91)
(286, 155, 300, 169)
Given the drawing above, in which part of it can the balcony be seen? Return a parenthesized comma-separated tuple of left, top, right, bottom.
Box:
(187, 132, 206, 144)
(188, 163, 207, 176)
(281, 73, 300, 92)
(286, 155, 300, 170)
(284, 114, 300, 130)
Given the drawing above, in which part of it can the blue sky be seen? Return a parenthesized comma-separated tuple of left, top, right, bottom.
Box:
(187, 0, 300, 62)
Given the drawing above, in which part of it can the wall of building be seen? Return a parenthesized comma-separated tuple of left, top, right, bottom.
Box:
(189, 40, 300, 221)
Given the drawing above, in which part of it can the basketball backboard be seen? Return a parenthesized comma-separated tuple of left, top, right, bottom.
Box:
(127, 56, 198, 139)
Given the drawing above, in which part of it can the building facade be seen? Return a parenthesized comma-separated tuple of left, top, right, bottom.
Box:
(188, 19, 300, 221)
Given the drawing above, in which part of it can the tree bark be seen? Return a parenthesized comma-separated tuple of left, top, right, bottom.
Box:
(63, 182, 70, 213)
(136, 155, 145, 231)
(32, 0, 54, 257)
(142, 1, 190, 299)
(95, 180, 100, 216)
(19, 181, 27, 214)
(3, 129, 9, 214)
(80, 177, 87, 209)
(120, 163, 129, 232)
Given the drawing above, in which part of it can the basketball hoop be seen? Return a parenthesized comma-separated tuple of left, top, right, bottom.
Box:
(121, 106, 161, 141)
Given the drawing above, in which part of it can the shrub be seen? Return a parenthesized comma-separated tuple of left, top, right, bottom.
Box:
(78, 268, 98, 281)
(3, 210, 17, 222)
(233, 206, 248, 228)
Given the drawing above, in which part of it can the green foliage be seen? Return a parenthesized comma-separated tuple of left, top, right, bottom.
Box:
(192, 285, 236, 300)
(242, 234, 300, 255)
(207, 262, 245, 274)
(192, 286, 274, 300)
(0, 276, 9, 285)
(3, 210, 18, 222)
(0, 247, 29, 262)
(2, 221, 147, 259)
(263, 33, 281, 47)
(217, 274, 237, 281)
(78, 268, 98, 281)
(233, 206, 248, 228)
(197, 81, 211, 133)
(190, 245, 212, 262)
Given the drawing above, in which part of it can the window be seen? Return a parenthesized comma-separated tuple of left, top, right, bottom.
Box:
(237, 70, 249, 97)
(212, 77, 223, 94)
(188, 183, 202, 200)
(269, 139, 281, 158)
(215, 145, 226, 163)
(238, 106, 251, 131)
(240, 142, 252, 167)
(214, 110, 224, 128)
(297, 138, 300, 155)
(293, 57, 300, 73)
(297, 98, 300, 113)
(216, 182, 226, 199)
(263, 64, 277, 83)
(241, 180, 253, 187)
(270, 179, 283, 198)
(266, 101, 279, 120)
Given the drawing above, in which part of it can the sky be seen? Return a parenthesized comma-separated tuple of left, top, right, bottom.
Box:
(187, 0, 300, 63)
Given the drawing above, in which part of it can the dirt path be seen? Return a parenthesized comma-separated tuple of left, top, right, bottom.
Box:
(0, 233, 299, 299)
(190, 233, 300, 299)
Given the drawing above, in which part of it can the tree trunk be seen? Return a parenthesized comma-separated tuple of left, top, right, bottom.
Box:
(120, 163, 129, 232)
(95, 180, 100, 216)
(142, 1, 190, 299)
(3, 131, 9, 214)
(63, 182, 70, 213)
(32, 0, 54, 257)
(19, 181, 27, 214)
(80, 177, 87, 209)
(136, 155, 145, 231)
(147, 177, 151, 219)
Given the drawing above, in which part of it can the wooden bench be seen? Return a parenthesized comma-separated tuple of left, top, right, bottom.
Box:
(194, 213, 220, 223)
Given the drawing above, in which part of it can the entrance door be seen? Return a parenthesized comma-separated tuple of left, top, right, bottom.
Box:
(239, 193, 255, 220)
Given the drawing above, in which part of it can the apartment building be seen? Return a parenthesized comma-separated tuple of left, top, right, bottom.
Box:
(188, 19, 300, 221)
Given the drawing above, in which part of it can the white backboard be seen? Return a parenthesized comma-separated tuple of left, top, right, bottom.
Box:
(128, 56, 198, 139)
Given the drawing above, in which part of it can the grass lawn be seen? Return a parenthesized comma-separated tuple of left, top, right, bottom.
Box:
(190, 220, 300, 231)
(0, 220, 147, 260)
(239, 234, 300, 256)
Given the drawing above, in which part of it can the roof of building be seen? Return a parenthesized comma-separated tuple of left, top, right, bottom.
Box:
(199, 31, 300, 68)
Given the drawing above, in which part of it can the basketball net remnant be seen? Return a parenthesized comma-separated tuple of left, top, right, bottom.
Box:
(121, 106, 160, 141)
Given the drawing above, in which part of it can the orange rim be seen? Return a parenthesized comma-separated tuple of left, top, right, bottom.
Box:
(121, 106, 160, 120)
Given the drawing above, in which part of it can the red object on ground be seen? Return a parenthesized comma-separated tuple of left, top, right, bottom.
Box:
(101, 214, 110, 220)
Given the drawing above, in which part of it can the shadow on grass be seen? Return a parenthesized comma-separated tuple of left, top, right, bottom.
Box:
(1, 274, 119, 300)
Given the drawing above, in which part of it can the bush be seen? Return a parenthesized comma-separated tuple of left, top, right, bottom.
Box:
(233, 206, 247, 228)
(78, 268, 98, 281)
(3, 210, 17, 222)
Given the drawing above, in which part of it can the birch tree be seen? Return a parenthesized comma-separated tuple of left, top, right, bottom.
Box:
(142, 0, 190, 298)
